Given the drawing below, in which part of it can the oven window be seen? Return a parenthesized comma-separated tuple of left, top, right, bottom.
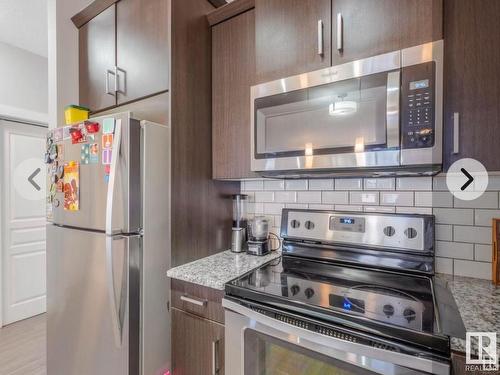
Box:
(254, 70, 398, 158)
(244, 329, 375, 375)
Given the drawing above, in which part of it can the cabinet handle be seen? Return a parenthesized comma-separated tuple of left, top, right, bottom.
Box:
(453, 112, 459, 154)
(180, 294, 207, 307)
(212, 339, 220, 375)
(317, 20, 324, 56)
(336, 12, 343, 52)
(115, 66, 126, 95)
(105, 69, 116, 96)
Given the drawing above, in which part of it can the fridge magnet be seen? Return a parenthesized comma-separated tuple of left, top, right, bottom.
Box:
(56, 179, 64, 193)
(84, 121, 100, 134)
(89, 143, 99, 164)
(62, 125, 71, 140)
(56, 144, 64, 160)
(102, 148, 112, 165)
(102, 133, 113, 149)
(102, 118, 115, 134)
(70, 126, 86, 144)
(80, 144, 90, 164)
(63, 161, 80, 211)
(104, 165, 111, 174)
(53, 127, 64, 142)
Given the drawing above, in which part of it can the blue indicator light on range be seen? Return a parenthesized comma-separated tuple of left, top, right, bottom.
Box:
(343, 301, 352, 310)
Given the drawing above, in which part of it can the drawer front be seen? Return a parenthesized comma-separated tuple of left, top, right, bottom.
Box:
(171, 279, 225, 324)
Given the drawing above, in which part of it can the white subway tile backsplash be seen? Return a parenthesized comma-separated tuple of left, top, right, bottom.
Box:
(397, 177, 432, 191)
(453, 226, 492, 244)
(335, 205, 363, 212)
(436, 241, 474, 259)
(363, 206, 395, 213)
(297, 191, 322, 204)
(474, 244, 493, 262)
(254, 191, 274, 202)
(435, 257, 453, 274)
(308, 179, 334, 190)
(380, 192, 414, 206)
(243, 179, 263, 191)
(435, 224, 453, 241)
(274, 191, 297, 203)
(285, 179, 308, 190)
(396, 206, 432, 214)
(415, 192, 453, 207)
(350, 192, 379, 205)
(454, 192, 498, 209)
(364, 178, 395, 190)
(263, 179, 285, 191)
(433, 208, 474, 225)
(474, 209, 500, 226)
(322, 191, 349, 204)
(308, 204, 335, 210)
(453, 260, 491, 280)
(263, 203, 284, 215)
(240, 174, 500, 280)
(335, 178, 362, 190)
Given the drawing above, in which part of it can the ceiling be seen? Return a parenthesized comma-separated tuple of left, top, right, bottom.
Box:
(0, 0, 48, 57)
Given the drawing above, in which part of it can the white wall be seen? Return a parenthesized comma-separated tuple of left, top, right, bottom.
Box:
(48, 0, 92, 129)
(0, 41, 48, 123)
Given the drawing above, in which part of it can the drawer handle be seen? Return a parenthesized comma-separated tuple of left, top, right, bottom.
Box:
(180, 295, 207, 307)
(212, 339, 220, 375)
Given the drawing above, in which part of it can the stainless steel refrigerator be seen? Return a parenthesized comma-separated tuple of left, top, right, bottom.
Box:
(46, 112, 170, 375)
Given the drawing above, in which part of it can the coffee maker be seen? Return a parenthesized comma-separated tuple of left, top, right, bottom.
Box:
(231, 194, 248, 253)
(247, 216, 270, 256)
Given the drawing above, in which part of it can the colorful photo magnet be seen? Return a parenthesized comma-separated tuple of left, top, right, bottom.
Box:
(80, 144, 90, 164)
(102, 134, 113, 149)
(102, 118, 115, 134)
(102, 148, 112, 165)
(89, 143, 99, 164)
(63, 161, 79, 211)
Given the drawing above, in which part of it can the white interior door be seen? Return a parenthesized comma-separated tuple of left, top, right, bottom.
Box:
(0, 119, 47, 326)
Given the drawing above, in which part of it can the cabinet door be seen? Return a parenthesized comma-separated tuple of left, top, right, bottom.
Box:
(116, 0, 169, 105)
(172, 308, 225, 375)
(255, 0, 331, 83)
(212, 9, 258, 179)
(443, 0, 500, 170)
(331, 0, 442, 65)
(79, 5, 116, 112)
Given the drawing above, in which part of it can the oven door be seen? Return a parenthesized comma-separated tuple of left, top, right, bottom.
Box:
(223, 299, 450, 375)
(251, 51, 401, 173)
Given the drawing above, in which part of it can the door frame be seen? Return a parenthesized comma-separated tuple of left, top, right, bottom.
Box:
(0, 113, 47, 327)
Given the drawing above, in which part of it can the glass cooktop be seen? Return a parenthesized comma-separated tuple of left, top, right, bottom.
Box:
(226, 256, 438, 337)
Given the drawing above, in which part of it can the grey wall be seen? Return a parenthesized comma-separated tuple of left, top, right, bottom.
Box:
(0, 42, 48, 115)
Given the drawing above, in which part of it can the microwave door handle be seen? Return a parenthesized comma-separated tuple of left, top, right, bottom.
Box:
(106, 119, 122, 236)
(386, 70, 400, 148)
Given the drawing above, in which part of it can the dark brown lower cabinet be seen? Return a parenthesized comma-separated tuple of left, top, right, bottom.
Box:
(172, 308, 225, 375)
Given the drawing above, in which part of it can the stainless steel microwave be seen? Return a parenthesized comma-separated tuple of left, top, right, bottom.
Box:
(250, 41, 443, 177)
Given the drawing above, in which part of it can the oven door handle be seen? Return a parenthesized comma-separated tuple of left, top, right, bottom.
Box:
(223, 298, 449, 375)
(386, 70, 401, 149)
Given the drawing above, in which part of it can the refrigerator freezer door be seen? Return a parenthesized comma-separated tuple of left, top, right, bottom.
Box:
(51, 112, 141, 233)
(47, 225, 140, 375)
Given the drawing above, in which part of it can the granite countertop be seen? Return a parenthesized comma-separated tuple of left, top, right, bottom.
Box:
(166, 249, 281, 290)
(437, 273, 500, 355)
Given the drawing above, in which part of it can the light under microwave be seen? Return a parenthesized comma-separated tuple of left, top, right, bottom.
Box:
(250, 41, 443, 177)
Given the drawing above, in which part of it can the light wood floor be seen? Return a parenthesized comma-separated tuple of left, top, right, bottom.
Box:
(0, 314, 46, 375)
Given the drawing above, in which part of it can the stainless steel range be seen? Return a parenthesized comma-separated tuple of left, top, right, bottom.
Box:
(223, 209, 465, 375)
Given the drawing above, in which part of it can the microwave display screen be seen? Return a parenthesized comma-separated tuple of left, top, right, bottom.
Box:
(409, 79, 429, 90)
(339, 217, 355, 224)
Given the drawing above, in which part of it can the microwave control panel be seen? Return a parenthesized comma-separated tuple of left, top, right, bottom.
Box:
(401, 62, 436, 149)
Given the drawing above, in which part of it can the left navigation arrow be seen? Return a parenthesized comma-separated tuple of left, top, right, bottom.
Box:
(28, 168, 41, 191)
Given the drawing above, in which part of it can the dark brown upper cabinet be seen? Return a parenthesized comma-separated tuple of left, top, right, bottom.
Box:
(212, 8, 257, 179)
(116, 0, 169, 105)
(443, 0, 500, 170)
(255, 0, 332, 84)
(78, 0, 169, 113)
(331, 0, 442, 65)
(79, 5, 116, 112)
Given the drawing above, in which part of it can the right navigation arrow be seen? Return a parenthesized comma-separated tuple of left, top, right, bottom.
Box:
(460, 168, 474, 191)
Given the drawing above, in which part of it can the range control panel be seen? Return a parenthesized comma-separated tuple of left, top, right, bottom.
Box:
(401, 62, 436, 149)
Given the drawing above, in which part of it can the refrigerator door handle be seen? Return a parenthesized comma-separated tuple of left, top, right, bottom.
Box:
(106, 119, 122, 236)
(106, 236, 124, 348)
